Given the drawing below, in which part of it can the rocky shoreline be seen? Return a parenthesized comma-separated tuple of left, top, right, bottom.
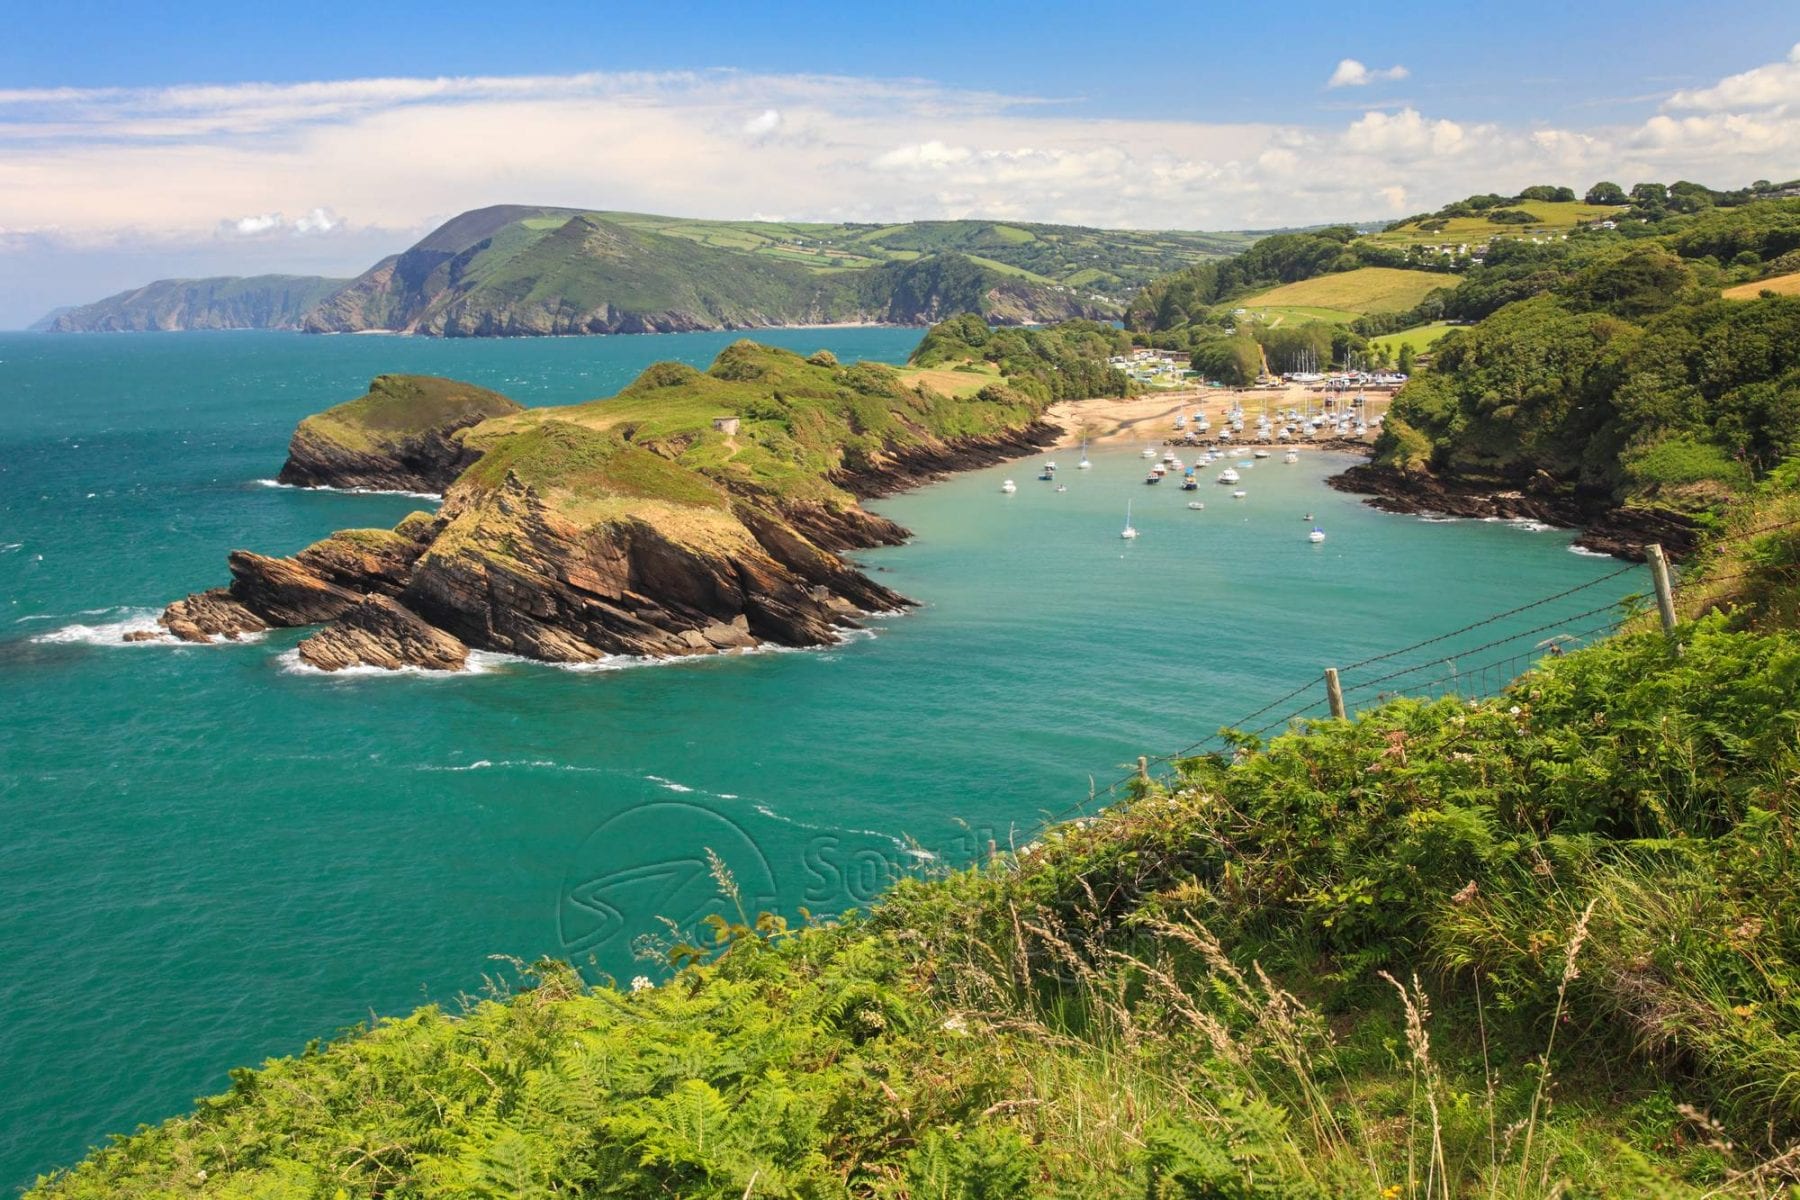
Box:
(139, 356, 1065, 673)
(1327, 462, 1700, 561)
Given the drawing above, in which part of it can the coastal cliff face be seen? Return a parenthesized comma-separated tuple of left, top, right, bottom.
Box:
(1328, 463, 1699, 560)
(275, 375, 524, 492)
(299, 210, 1112, 336)
(43, 274, 351, 332)
(154, 344, 1055, 670)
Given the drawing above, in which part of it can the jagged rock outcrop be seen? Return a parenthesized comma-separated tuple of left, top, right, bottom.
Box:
(150, 343, 1066, 670)
(296, 596, 469, 672)
(276, 376, 523, 492)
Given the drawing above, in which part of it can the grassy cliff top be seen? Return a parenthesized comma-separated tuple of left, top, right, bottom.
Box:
(299, 375, 523, 452)
(464, 340, 1044, 511)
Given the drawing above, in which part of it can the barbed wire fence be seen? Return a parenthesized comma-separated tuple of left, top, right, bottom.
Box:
(1022, 515, 1800, 843)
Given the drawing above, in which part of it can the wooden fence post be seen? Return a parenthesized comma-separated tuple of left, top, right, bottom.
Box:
(1324, 667, 1346, 720)
(1136, 756, 1150, 782)
(1647, 544, 1679, 634)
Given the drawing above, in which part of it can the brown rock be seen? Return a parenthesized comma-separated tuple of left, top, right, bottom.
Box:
(158, 588, 270, 643)
(296, 595, 469, 672)
(225, 551, 363, 626)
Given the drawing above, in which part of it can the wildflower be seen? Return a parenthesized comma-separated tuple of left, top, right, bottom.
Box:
(1509, 705, 1522, 716)
(1452, 880, 1480, 905)
(630, 975, 653, 994)
(942, 1013, 969, 1035)
(1383, 1186, 1402, 1199)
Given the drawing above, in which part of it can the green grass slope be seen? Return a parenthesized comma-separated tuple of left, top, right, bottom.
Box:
(44, 275, 352, 332)
(29, 610, 1800, 1198)
(1237, 266, 1448, 315)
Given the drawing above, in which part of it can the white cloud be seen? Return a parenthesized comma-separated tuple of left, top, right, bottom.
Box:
(0, 50, 1795, 286)
(1666, 42, 1800, 112)
(223, 207, 342, 237)
(231, 213, 284, 236)
(1328, 59, 1410, 89)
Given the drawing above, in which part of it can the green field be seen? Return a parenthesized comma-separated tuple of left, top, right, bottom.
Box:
(1723, 270, 1800, 299)
(1363, 199, 1628, 248)
(1370, 321, 1457, 355)
(1237, 267, 1448, 316)
(1234, 303, 1363, 326)
(591, 212, 1258, 298)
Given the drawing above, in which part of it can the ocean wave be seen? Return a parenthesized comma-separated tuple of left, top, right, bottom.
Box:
(1414, 514, 1460, 524)
(254, 479, 443, 502)
(30, 608, 176, 646)
(1567, 544, 1615, 558)
(750, 801, 921, 855)
(0, 542, 21, 554)
(645, 775, 695, 793)
(274, 646, 506, 677)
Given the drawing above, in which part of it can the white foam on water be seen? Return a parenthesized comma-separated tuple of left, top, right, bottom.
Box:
(254, 479, 443, 502)
(26, 608, 249, 647)
(275, 646, 503, 678)
(0, 543, 22, 554)
(1567, 543, 1614, 558)
(645, 775, 695, 793)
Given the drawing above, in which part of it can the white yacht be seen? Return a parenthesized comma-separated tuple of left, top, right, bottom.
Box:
(1001, 479, 1017, 493)
(1309, 527, 1327, 543)
(1217, 467, 1240, 485)
(1283, 450, 1299, 464)
(1120, 501, 1139, 539)
(1142, 447, 1158, 458)
(1232, 489, 1248, 499)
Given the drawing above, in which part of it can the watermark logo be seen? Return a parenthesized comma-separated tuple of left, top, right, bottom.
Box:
(558, 797, 1001, 963)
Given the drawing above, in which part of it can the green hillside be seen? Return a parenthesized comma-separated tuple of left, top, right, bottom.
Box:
(302, 208, 1128, 335)
(44, 274, 351, 332)
(599, 212, 1256, 297)
(1237, 266, 1449, 316)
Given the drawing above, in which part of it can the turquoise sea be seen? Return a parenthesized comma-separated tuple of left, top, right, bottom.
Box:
(0, 329, 1640, 1191)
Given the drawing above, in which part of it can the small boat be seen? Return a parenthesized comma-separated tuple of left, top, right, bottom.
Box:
(1077, 458, 1092, 469)
(1046, 461, 1057, 470)
(1144, 471, 1162, 484)
(1253, 449, 1270, 459)
(1233, 489, 1248, 499)
(1283, 451, 1299, 464)
(1309, 527, 1327, 543)
(1055, 484, 1068, 493)
(1217, 468, 1240, 484)
(1120, 501, 1138, 539)
(1037, 471, 1054, 481)
(1142, 447, 1158, 458)
(1001, 479, 1017, 493)
(1180, 479, 1198, 491)
(1187, 501, 1205, 510)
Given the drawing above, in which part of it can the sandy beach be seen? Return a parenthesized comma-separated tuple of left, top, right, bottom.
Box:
(1045, 384, 1395, 452)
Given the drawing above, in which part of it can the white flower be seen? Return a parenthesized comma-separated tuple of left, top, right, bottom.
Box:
(942, 1013, 969, 1035)
(1509, 705, 1522, 716)
(630, 975, 653, 994)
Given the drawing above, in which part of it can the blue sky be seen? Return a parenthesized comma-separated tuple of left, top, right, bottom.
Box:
(3, 0, 1799, 327)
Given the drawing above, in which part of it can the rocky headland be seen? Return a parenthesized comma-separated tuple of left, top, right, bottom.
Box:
(1327, 462, 1700, 560)
(150, 346, 1056, 671)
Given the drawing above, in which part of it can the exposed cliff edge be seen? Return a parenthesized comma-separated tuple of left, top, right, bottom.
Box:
(1328, 462, 1700, 560)
(275, 375, 524, 492)
(152, 343, 1057, 670)
(42, 274, 350, 332)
